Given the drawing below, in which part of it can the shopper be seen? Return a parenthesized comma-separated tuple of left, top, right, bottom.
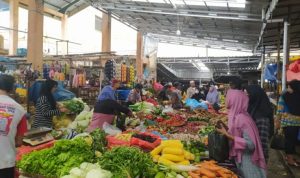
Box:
(245, 85, 274, 162)
(98, 79, 120, 101)
(87, 99, 132, 132)
(186, 80, 199, 99)
(0, 75, 27, 178)
(127, 83, 143, 105)
(32, 79, 68, 128)
(206, 85, 220, 110)
(229, 77, 243, 90)
(217, 89, 266, 178)
(173, 82, 182, 100)
(277, 80, 300, 166)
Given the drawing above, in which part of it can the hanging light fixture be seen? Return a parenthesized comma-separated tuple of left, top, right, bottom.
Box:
(176, 29, 181, 35)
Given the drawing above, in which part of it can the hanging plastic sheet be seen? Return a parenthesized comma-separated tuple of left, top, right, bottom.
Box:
(264, 63, 277, 82)
(29, 81, 75, 104)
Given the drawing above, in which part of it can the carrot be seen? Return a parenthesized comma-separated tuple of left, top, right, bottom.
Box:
(188, 171, 200, 178)
(198, 168, 216, 178)
(202, 176, 209, 178)
(202, 165, 221, 172)
(216, 171, 230, 178)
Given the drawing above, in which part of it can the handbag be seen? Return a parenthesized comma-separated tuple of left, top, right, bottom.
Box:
(208, 131, 229, 162)
(270, 129, 285, 150)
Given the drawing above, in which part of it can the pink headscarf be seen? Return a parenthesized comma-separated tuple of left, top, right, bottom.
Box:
(226, 89, 266, 169)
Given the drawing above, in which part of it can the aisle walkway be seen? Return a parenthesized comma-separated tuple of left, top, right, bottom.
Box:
(267, 149, 293, 178)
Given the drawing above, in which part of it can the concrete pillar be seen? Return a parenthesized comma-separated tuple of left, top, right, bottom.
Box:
(101, 12, 111, 52)
(9, 0, 19, 55)
(27, 0, 44, 71)
(61, 14, 68, 54)
(136, 32, 144, 80)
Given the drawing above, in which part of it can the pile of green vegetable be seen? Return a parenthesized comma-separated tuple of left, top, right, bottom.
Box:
(129, 102, 155, 113)
(98, 146, 157, 178)
(61, 98, 85, 114)
(198, 126, 215, 136)
(183, 141, 207, 162)
(90, 129, 107, 153)
(18, 138, 95, 177)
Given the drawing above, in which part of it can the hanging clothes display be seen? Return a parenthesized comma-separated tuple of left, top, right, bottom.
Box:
(104, 59, 116, 81)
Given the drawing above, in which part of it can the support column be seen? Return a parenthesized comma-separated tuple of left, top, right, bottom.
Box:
(61, 14, 68, 54)
(27, 0, 44, 71)
(276, 25, 281, 93)
(101, 12, 111, 53)
(136, 32, 144, 81)
(260, 46, 265, 88)
(9, 0, 19, 55)
(282, 19, 289, 91)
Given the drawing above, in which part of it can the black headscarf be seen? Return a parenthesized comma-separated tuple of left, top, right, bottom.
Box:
(283, 80, 300, 116)
(246, 85, 274, 137)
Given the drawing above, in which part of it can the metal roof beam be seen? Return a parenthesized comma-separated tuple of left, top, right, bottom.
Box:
(99, 5, 261, 21)
(254, 0, 279, 53)
(99, 3, 261, 17)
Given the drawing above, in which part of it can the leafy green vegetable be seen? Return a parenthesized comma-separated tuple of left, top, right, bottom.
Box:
(61, 98, 85, 114)
(18, 138, 95, 177)
(198, 126, 215, 136)
(90, 129, 107, 153)
(98, 146, 157, 178)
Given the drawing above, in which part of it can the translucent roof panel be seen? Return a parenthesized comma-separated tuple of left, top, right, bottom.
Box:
(148, 0, 167, 3)
(184, 0, 205, 6)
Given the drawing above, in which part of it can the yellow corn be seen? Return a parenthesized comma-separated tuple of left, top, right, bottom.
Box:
(161, 140, 183, 148)
(161, 154, 185, 162)
(184, 150, 195, 160)
(153, 155, 160, 162)
(158, 157, 176, 166)
(177, 160, 190, 165)
(162, 147, 184, 155)
(150, 145, 163, 156)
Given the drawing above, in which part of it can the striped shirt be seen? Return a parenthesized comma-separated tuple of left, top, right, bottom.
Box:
(32, 96, 60, 129)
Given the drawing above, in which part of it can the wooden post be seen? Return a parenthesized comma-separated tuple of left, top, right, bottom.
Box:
(27, 0, 44, 71)
(101, 12, 111, 53)
(136, 32, 144, 80)
(9, 0, 19, 55)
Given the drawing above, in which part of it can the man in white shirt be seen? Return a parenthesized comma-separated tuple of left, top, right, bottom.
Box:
(187, 80, 199, 99)
(0, 75, 27, 178)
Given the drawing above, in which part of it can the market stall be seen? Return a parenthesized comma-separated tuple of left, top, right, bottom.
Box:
(16, 92, 239, 178)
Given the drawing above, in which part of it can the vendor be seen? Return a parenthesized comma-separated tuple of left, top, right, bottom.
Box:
(32, 79, 68, 129)
(87, 100, 132, 132)
(98, 79, 120, 101)
(87, 80, 132, 132)
(187, 80, 200, 99)
(170, 91, 183, 109)
(127, 83, 143, 105)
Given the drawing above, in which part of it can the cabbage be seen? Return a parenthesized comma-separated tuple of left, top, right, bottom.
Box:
(69, 167, 85, 177)
(86, 169, 112, 178)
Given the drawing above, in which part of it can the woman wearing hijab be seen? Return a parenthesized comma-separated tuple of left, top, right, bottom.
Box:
(245, 85, 274, 161)
(277, 80, 300, 166)
(217, 89, 266, 178)
(206, 85, 220, 111)
(87, 80, 132, 132)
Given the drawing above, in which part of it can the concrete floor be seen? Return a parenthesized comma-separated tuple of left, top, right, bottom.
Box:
(267, 149, 294, 178)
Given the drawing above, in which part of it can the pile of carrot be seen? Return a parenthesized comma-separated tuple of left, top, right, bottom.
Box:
(188, 160, 238, 178)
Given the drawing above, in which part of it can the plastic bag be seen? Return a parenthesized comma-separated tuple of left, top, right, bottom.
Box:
(208, 131, 229, 162)
(185, 99, 208, 110)
(162, 106, 174, 113)
(103, 122, 122, 136)
(106, 135, 130, 149)
(270, 130, 285, 150)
